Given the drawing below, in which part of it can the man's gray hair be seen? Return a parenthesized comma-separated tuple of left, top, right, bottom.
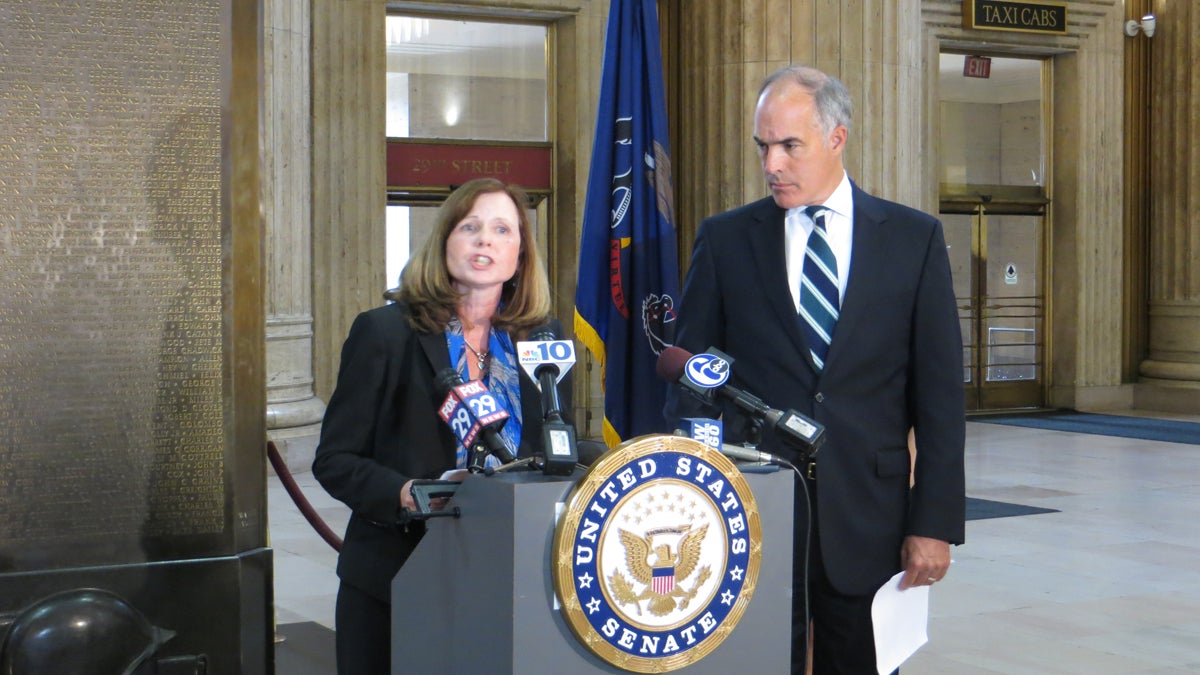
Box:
(758, 65, 854, 136)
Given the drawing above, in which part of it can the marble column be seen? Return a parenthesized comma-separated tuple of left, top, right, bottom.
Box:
(1047, 0, 1128, 410)
(1137, 0, 1200, 412)
(264, 0, 326, 469)
(310, 0, 387, 408)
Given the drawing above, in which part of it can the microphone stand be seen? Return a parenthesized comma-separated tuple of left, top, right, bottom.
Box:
(472, 446, 541, 476)
(486, 456, 540, 475)
(467, 444, 491, 474)
(741, 415, 764, 448)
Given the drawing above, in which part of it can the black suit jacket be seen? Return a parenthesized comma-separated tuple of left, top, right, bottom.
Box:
(667, 185, 965, 596)
(312, 302, 570, 602)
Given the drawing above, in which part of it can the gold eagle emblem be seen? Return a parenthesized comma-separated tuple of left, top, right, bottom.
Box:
(608, 524, 712, 617)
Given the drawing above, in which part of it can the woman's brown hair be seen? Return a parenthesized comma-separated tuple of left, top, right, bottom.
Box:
(386, 178, 552, 338)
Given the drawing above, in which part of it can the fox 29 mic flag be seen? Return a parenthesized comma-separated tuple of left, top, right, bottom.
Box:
(574, 0, 680, 448)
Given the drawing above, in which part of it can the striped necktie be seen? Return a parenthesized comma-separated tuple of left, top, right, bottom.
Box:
(799, 206, 839, 370)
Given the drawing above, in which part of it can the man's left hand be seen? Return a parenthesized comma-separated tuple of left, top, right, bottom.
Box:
(898, 535, 951, 589)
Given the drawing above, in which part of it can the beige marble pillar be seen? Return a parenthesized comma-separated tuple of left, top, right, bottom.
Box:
(264, 0, 326, 470)
(310, 0, 388, 406)
(1137, 0, 1200, 412)
(1048, 0, 1128, 410)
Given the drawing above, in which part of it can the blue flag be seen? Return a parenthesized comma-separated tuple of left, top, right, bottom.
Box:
(574, 0, 680, 448)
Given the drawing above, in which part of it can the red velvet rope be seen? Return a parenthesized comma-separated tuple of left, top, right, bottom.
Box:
(267, 441, 343, 552)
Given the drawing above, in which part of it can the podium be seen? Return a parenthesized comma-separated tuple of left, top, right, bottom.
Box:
(392, 466, 794, 673)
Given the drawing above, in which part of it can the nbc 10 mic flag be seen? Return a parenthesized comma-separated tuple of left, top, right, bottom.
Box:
(573, 0, 681, 448)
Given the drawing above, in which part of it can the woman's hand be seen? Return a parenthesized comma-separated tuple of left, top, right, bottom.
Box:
(400, 480, 418, 511)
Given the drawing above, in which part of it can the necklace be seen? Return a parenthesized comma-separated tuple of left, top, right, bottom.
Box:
(463, 334, 489, 371)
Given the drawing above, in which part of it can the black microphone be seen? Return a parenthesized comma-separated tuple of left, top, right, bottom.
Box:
(522, 326, 578, 476)
(529, 326, 566, 422)
(657, 346, 825, 456)
(435, 367, 517, 466)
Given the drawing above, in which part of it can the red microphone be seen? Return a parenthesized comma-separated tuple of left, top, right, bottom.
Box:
(435, 368, 516, 465)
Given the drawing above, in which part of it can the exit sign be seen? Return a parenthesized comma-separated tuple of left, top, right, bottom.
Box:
(964, 55, 992, 78)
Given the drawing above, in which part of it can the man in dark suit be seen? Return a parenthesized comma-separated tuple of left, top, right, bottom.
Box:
(666, 65, 965, 673)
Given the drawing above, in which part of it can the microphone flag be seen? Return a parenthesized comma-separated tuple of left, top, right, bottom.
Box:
(437, 379, 509, 450)
(679, 418, 723, 450)
(573, 0, 681, 448)
(438, 390, 480, 449)
(516, 336, 576, 387)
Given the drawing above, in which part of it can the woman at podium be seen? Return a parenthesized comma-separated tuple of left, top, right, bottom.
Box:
(312, 178, 568, 674)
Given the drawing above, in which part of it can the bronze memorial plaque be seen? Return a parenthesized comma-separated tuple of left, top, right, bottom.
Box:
(0, 0, 228, 569)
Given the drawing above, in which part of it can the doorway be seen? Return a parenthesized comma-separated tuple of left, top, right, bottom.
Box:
(939, 53, 1049, 411)
(942, 194, 1047, 410)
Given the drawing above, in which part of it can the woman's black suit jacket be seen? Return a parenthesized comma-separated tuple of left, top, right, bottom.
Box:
(312, 302, 570, 602)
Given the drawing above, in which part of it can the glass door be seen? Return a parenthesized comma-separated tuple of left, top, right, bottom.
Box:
(943, 202, 1046, 410)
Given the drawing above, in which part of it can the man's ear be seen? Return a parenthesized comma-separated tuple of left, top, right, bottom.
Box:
(829, 125, 848, 153)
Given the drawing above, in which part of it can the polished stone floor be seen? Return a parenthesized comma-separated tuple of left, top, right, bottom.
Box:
(269, 413, 1200, 673)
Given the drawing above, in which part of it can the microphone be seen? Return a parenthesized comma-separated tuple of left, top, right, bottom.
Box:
(525, 326, 572, 422)
(435, 368, 517, 466)
(516, 326, 579, 476)
(657, 346, 825, 456)
(719, 443, 783, 464)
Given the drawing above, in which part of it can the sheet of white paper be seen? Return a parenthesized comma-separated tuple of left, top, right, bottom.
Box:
(871, 571, 929, 674)
(438, 469, 469, 481)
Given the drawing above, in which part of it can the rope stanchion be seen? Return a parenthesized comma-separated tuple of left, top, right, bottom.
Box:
(267, 440, 343, 552)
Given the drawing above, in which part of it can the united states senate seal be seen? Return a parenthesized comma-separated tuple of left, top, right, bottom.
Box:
(552, 434, 762, 672)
